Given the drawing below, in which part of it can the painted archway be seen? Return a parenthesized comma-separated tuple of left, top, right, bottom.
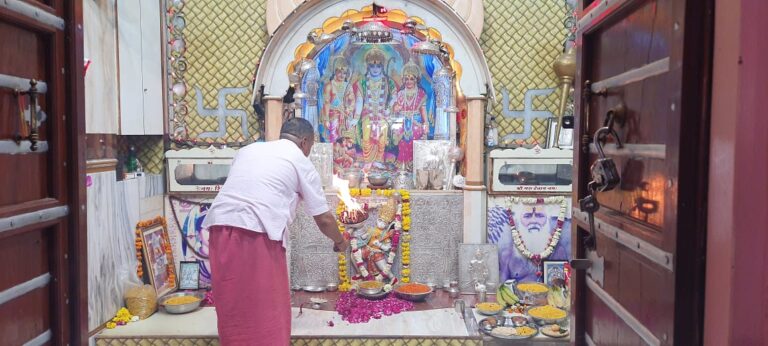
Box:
(254, 0, 494, 100)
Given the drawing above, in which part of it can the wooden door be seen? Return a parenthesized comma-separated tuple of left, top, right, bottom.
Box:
(572, 0, 713, 345)
(0, 0, 86, 345)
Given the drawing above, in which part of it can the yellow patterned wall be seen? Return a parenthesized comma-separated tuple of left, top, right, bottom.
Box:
(168, 0, 268, 147)
(169, 0, 568, 146)
(481, 0, 569, 144)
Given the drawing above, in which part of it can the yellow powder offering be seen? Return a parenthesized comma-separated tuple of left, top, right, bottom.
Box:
(476, 302, 502, 311)
(359, 281, 383, 289)
(517, 283, 548, 293)
(515, 326, 536, 336)
(164, 295, 200, 306)
(528, 305, 567, 320)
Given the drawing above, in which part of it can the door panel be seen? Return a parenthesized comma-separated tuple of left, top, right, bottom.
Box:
(0, 285, 52, 345)
(573, 0, 712, 344)
(0, 227, 51, 291)
(0, 0, 85, 344)
(0, 155, 49, 206)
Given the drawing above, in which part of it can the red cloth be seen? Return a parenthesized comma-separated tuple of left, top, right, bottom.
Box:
(209, 226, 290, 345)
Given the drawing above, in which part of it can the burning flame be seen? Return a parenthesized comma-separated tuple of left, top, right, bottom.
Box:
(333, 176, 362, 211)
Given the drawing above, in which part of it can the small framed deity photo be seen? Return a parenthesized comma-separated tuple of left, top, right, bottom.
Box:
(138, 218, 177, 297)
(179, 261, 201, 290)
(543, 260, 568, 286)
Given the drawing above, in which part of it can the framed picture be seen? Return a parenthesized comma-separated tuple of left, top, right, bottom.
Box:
(179, 261, 201, 290)
(138, 218, 177, 297)
(543, 260, 568, 286)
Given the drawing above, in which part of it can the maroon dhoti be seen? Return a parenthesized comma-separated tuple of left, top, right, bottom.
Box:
(209, 226, 290, 345)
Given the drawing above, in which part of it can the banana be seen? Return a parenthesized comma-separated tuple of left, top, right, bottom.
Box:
(502, 286, 520, 304)
(496, 287, 509, 306)
(499, 286, 518, 306)
(497, 290, 509, 306)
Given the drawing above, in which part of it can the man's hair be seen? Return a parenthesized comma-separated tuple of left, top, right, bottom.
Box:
(280, 117, 314, 139)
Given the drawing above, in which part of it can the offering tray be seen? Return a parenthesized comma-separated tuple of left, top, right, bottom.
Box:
(478, 316, 539, 340)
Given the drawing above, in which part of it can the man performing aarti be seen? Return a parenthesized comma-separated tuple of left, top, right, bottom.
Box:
(346, 47, 396, 166)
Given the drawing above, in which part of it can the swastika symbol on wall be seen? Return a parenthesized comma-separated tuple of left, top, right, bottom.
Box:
(195, 87, 250, 139)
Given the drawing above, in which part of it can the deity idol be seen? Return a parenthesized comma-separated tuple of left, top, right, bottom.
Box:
(346, 47, 396, 165)
(321, 56, 351, 143)
(391, 60, 428, 141)
(349, 196, 400, 284)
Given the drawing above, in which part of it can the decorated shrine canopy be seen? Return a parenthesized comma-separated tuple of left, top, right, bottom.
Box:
(287, 5, 466, 174)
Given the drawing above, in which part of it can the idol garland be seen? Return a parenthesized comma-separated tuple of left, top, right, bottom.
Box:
(336, 189, 412, 292)
(505, 196, 567, 273)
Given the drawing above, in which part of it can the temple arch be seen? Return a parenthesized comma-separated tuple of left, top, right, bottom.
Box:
(254, 0, 494, 100)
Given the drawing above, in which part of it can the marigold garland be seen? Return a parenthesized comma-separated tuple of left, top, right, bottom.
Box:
(336, 189, 411, 290)
(134, 217, 177, 288)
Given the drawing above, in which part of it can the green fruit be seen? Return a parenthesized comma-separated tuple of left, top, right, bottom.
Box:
(497, 291, 509, 306)
(503, 287, 520, 303)
(499, 286, 518, 305)
(497, 288, 510, 306)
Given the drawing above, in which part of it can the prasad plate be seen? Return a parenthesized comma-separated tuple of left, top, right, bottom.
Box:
(478, 317, 538, 340)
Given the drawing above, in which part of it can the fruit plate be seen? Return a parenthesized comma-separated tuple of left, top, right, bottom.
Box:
(478, 317, 539, 340)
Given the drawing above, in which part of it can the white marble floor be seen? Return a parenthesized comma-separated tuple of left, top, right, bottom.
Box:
(97, 307, 469, 337)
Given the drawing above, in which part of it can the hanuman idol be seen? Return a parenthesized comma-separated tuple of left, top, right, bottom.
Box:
(349, 196, 401, 285)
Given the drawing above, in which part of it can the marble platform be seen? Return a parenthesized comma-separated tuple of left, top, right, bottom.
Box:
(95, 307, 479, 345)
(288, 191, 464, 287)
(94, 289, 568, 345)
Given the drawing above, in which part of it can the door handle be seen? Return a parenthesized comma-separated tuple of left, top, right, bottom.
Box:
(570, 258, 591, 270)
(571, 250, 605, 287)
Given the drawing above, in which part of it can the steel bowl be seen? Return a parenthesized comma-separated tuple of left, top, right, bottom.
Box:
(359, 286, 383, 295)
(393, 283, 433, 302)
(159, 292, 204, 314)
(367, 173, 389, 187)
(344, 170, 363, 188)
(475, 302, 504, 316)
(302, 285, 326, 293)
(526, 306, 568, 326)
(358, 281, 384, 295)
(514, 281, 549, 306)
(326, 283, 339, 292)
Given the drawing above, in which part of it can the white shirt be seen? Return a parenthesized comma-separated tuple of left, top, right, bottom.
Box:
(202, 139, 329, 247)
